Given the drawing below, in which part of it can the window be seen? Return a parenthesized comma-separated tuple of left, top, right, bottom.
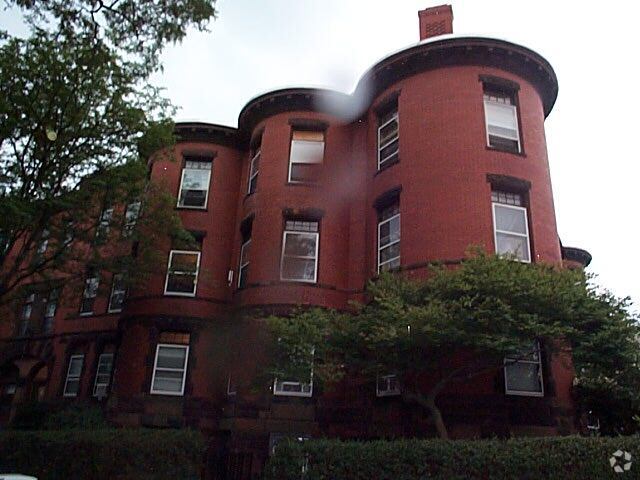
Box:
(504, 342, 543, 396)
(42, 288, 59, 334)
(483, 89, 520, 152)
(123, 201, 141, 237)
(151, 341, 190, 396)
(377, 202, 400, 272)
(288, 130, 324, 183)
(177, 158, 212, 208)
(93, 353, 114, 398)
(238, 219, 252, 289)
(280, 220, 319, 283)
(95, 207, 113, 242)
(108, 273, 126, 313)
(227, 374, 237, 396)
(273, 379, 313, 397)
(80, 274, 99, 315)
(376, 374, 401, 397)
(492, 191, 530, 262)
(18, 293, 35, 336)
(36, 229, 49, 256)
(63, 354, 84, 397)
(247, 145, 260, 195)
(164, 250, 200, 296)
(238, 239, 251, 289)
(377, 108, 399, 169)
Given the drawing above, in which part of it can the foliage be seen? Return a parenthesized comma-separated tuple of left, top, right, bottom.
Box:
(6, 0, 216, 72)
(0, 428, 205, 479)
(266, 252, 640, 438)
(10, 401, 109, 430)
(0, 0, 214, 307)
(265, 436, 640, 480)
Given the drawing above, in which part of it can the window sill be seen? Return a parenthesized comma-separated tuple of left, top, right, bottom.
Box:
(163, 292, 197, 298)
(79, 312, 93, 317)
(375, 158, 400, 176)
(485, 145, 527, 158)
(505, 390, 544, 397)
(286, 181, 319, 187)
(175, 206, 208, 211)
(150, 390, 185, 396)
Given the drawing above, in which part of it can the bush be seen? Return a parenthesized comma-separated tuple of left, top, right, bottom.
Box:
(265, 436, 640, 480)
(10, 401, 108, 431)
(0, 428, 205, 480)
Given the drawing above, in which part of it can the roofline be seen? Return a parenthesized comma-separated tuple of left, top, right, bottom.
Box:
(180, 35, 559, 147)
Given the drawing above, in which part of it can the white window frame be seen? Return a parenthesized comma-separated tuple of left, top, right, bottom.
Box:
(96, 207, 114, 240)
(150, 343, 190, 396)
(377, 110, 399, 170)
(376, 374, 401, 397)
(108, 273, 126, 313)
(93, 353, 114, 398)
(63, 354, 84, 397)
(483, 94, 521, 153)
(273, 377, 313, 398)
(177, 160, 212, 209)
(287, 132, 325, 184)
(504, 342, 544, 397)
(123, 200, 141, 237)
(238, 239, 251, 288)
(164, 250, 201, 297)
(492, 202, 531, 263)
(280, 230, 319, 284)
(247, 149, 260, 194)
(377, 211, 401, 272)
(80, 276, 99, 316)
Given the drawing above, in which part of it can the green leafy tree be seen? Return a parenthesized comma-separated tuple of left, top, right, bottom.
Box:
(0, 0, 216, 307)
(266, 253, 640, 439)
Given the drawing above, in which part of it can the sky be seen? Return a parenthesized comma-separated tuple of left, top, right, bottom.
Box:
(154, 0, 639, 310)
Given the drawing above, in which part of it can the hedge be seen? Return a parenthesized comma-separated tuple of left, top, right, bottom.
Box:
(265, 436, 640, 479)
(0, 428, 205, 480)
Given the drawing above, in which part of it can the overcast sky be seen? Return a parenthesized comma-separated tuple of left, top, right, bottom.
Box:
(153, 0, 639, 310)
(4, 1, 638, 310)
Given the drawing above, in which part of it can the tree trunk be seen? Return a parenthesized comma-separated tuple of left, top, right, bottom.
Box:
(425, 395, 448, 439)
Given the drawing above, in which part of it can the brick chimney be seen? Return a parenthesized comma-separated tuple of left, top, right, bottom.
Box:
(418, 5, 453, 40)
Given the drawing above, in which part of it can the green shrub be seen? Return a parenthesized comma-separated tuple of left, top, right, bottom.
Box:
(0, 428, 204, 480)
(266, 436, 640, 480)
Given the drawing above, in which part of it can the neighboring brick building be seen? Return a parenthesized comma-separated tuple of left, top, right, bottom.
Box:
(0, 5, 591, 478)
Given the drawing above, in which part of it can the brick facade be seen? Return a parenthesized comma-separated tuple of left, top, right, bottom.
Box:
(0, 6, 591, 479)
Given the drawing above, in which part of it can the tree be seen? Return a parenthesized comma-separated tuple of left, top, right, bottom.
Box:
(266, 252, 640, 439)
(0, 1, 216, 307)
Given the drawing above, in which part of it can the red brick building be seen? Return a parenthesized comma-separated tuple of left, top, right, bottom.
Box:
(0, 5, 591, 478)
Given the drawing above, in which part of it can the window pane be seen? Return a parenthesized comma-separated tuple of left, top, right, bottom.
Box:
(238, 265, 249, 289)
(494, 205, 527, 234)
(84, 277, 99, 298)
(496, 232, 530, 262)
(68, 357, 84, 376)
(166, 273, 196, 293)
(379, 257, 400, 271)
(379, 139, 399, 162)
(281, 258, 316, 281)
(505, 362, 542, 393)
(179, 168, 210, 207)
(379, 119, 398, 146)
(283, 233, 317, 257)
(290, 140, 324, 165)
(64, 379, 80, 396)
(170, 252, 199, 273)
(157, 346, 187, 369)
(152, 370, 184, 393)
(379, 216, 400, 246)
(485, 102, 517, 129)
(488, 124, 518, 140)
(380, 243, 401, 264)
(289, 163, 320, 183)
